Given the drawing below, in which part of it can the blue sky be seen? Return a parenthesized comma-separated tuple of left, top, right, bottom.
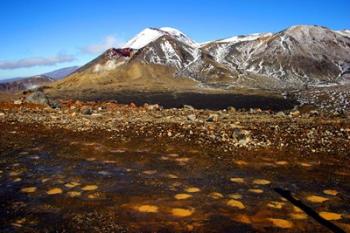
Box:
(0, 0, 349, 80)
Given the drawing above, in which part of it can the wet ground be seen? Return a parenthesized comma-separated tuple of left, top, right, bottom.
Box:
(0, 122, 350, 232)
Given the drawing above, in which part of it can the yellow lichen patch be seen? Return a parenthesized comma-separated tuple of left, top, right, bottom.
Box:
(323, 189, 338, 196)
(234, 160, 248, 166)
(185, 187, 201, 193)
(268, 218, 294, 228)
(65, 182, 80, 188)
(209, 192, 224, 199)
(81, 185, 98, 191)
(306, 195, 329, 203)
(137, 205, 159, 213)
(143, 170, 157, 175)
(229, 193, 242, 199)
(230, 177, 245, 183)
(267, 201, 284, 209)
(227, 199, 245, 209)
(253, 179, 271, 185)
(233, 214, 251, 224)
(275, 161, 288, 165)
(171, 208, 194, 217)
(47, 188, 63, 195)
(248, 189, 264, 194)
(67, 191, 81, 197)
(175, 193, 192, 200)
(290, 213, 308, 220)
(21, 187, 37, 193)
(319, 212, 342, 221)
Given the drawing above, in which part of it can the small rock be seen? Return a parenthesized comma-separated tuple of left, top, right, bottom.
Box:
(227, 107, 236, 112)
(183, 105, 194, 110)
(207, 114, 219, 122)
(276, 111, 286, 117)
(232, 128, 251, 145)
(187, 114, 196, 121)
(290, 110, 300, 117)
(14, 100, 22, 105)
(80, 106, 93, 115)
(144, 104, 161, 111)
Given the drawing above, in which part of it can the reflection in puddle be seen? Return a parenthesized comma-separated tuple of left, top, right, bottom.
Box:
(230, 177, 245, 183)
(185, 187, 201, 193)
(47, 188, 63, 195)
(323, 189, 338, 196)
(268, 218, 294, 228)
(81, 185, 98, 191)
(252, 179, 271, 185)
(20, 187, 37, 193)
(137, 205, 159, 213)
(227, 199, 245, 209)
(175, 193, 192, 200)
(306, 195, 329, 203)
(209, 192, 223, 199)
(319, 212, 342, 221)
(67, 191, 81, 197)
(248, 189, 264, 194)
(171, 208, 194, 217)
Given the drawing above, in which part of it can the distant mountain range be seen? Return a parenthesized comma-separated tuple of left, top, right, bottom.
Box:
(0, 66, 79, 92)
(52, 25, 350, 94)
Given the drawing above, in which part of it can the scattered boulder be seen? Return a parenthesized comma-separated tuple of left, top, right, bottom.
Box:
(227, 107, 236, 112)
(289, 110, 300, 118)
(310, 110, 320, 117)
(276, 111, 286, 117)
(207, 114, 219, 122)
(24, 91, 60, 108)
(13, 100, 22, 105)
(232, 128, 251, 146)
(187, 114, 196, 121)
(144, 103, 161, 111)
(80, 106, 93, 115)
(183, 105, 194, 110)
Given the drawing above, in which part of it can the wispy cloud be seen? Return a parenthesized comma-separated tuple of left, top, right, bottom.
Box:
(0, 54, 76, 70)
(80, 35, 125, 55)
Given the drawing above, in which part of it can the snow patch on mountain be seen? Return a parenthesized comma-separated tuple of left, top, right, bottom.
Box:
(160, 27, 198, 47)
(124, 27, 198, 49)
(336, 30, 350, 38)
(218, 33, 273, 43)
(124, 28, 164, 49)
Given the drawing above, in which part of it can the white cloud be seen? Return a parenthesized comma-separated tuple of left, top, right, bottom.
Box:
(0, 54, 76, 70)
(80, 35, 125, 55)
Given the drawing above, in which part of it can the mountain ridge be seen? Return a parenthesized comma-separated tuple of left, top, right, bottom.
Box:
(52, 25, 350, 93)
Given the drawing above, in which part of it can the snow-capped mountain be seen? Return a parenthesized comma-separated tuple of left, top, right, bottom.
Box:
(55, 25, 350, 91)
(203, 25, 350, 88)
(123, 27, 198, 49)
